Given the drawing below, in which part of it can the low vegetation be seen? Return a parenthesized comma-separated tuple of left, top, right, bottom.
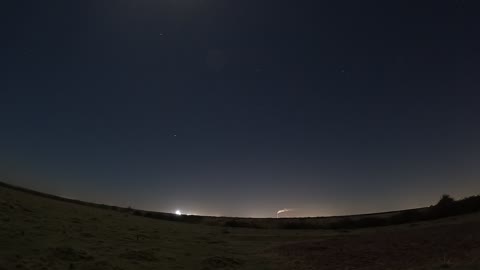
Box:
(1, 182, 480, 269)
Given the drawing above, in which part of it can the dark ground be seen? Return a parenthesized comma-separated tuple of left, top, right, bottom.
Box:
(1, 185, 480, 270)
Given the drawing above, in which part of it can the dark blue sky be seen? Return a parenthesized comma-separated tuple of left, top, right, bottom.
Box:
(1, 1, 480, 217)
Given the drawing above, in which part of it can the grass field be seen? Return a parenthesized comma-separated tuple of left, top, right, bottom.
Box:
(1, 185, 480, 270)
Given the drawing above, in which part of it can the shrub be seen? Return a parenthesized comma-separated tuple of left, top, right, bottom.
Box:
(436, 194, 455, 208)
(429, 194, 456, 218)
(454, 195, 480, 214)
(388, 209, 423, 224)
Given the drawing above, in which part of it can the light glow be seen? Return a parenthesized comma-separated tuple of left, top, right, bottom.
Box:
(277, 208, 293, 218)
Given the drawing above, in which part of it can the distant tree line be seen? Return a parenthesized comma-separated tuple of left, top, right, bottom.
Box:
(280, 194, 480, 230)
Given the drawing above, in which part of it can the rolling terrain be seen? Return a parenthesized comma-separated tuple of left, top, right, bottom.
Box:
(1, 184, 480, 270)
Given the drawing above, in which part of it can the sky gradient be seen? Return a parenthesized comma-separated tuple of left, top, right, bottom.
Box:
(2, 1, 480, 217)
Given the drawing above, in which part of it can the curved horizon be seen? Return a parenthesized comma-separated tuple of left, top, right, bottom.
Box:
(1, 179, 476, 219)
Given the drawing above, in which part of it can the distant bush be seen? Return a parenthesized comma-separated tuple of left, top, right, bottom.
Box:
(355, 217, 389, 228)
(280, 220, 321, 230)
(427, 194, 457, 219)
(313, 194, 478, 230)
(388, 209, 424, 224)
(437, 194, 455, 206)
(133, 210, 143, 216)
(328, 218, 355, 230)
(146, 212, 178, 221)
(429, 194, 480, 219)
(182, 215, 204, 223)
(223, 219, 260, 228)
(454, 195, 480, 214)
(327, 217, 388, 229)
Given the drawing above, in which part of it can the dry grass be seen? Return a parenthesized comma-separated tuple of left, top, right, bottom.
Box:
(1, 185, 480, 269)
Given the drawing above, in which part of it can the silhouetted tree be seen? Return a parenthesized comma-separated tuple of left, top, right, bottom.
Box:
(436, 194, 455, 208)
(430, 194, 456, 218)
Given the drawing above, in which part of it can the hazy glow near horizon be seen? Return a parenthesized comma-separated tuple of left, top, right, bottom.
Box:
(175, 210, 182, 215)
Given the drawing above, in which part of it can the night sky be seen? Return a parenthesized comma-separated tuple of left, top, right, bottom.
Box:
(1, 1, 479, 217)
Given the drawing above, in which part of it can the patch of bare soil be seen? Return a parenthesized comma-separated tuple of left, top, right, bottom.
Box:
(274, 221, 480, 269)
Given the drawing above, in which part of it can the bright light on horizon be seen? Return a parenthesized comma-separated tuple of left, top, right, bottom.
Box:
(175, 210, 182, 215)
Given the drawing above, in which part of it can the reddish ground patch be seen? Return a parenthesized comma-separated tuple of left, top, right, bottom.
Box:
(274, 221, 480, 269)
